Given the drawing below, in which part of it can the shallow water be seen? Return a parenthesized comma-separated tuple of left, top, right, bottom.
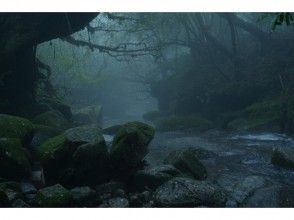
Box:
(145, 130, 294, 207)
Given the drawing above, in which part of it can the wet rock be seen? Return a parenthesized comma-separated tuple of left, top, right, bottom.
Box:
(0, 114, 34, 146)
(38, 125, 108, 186)
(278, 185, 294, 207)
(33, 110, 70, 130)
(72, 105, 102, 126)
(244, 186, 279, 207)
(12, 199, 30, 207)
(65, 125, 104, 146)
(95, 181, 126, 197)
(271, 148, 294, 169)
(35, 184, 73, 207)
(132, 165, 182, 190)
(30, 124, 63, 147)
(71, 142, 109, 186)
(154, 177, 226, 207)
(20, 182, 37, 194)
(110, 122, 155, 179)
(163, 149, 207, 180)
(129, 191, 151, 207)
(230, 175, 266, 205)
(100, 197, 129, 208)
(71, 186, 101, 207)
(0, 138, 31, 180)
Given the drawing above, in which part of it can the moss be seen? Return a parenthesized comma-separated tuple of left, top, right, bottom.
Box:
(0, 138, 31, 180)
(38, 134, 69, 163)
(33, 110, 70, 130)
(0, 114, 34, 145)
(35, 184, 73, 207)
(155, 115, 213, 132)
(110, 122, 155, 179)
(33, 124, 63, 137)
(143, 110, 163, 122)
(226, 99, 283, 131)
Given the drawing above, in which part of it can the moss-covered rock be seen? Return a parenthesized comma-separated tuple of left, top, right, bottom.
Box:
(64, 125, 104, 146)
(31, 124, 63, 147)
(271, 148, 294, 169)
(155, 115, 213, 132)
(163, 148, 207, 180)
(0, 114, 34, 145)
(33, 110, 71, 130)
(132, 165, 182, 190)
(35, 184, 73, 207)
(38, 125, 109, 186)
(110, 122, 155, 179)
(0, 138, 31, 180)
(70, 142, 109, 186)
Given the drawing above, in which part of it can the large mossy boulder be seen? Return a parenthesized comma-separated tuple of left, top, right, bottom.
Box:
(155, 115, 213, 132)
(163, 148, 207, 180)
(0, 114, 34, 145)
(110, 122, 155, 179)
(0, 138, 31, 180)
(154, 177, 226, 207)
(132, 165, 182, 190)
(71, 142, 109, 186)
(35, 184, 73, 207)
(38, 125, 109, 186)
(33, 110, 71, 130)
(271, 148, 294, 169)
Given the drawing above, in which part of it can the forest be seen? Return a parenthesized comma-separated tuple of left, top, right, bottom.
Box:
(0, 12, 293, 208)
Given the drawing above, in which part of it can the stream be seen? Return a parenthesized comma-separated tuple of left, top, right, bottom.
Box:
(145, 130, 294, 207)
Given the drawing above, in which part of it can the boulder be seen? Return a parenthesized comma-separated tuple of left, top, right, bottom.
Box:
(30, 124, 63, 148)
(0, 138, 31, 180)
(110, 122, 155, 179)
(33, 110, 70, 130)
(71, 186, 100, 207)
(163, 149, 207, 180)
(230, 175, 266, 205)
(132, 165, 182, 190)
(71, 142, 109, 185)
(12, 199, 30, 207)
(100, 197, 129, 208)
(0, 114, 34, 145)
(64, 125, 104, 146)
(38, 126, 108, 186)
(95, 181, 126, 197)
(154, 177, 226, 207)
(0, 181, 22, 203)
(271, 148, 294, 169)
(35, 184, 73, 207)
